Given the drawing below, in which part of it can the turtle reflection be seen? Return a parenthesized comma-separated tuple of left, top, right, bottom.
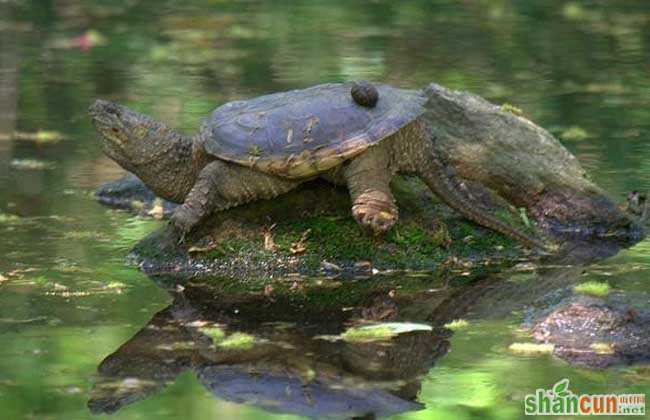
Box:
(88, 283, 450, 418)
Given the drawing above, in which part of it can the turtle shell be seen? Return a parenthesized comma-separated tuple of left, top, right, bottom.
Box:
(201, 83, 425, 179)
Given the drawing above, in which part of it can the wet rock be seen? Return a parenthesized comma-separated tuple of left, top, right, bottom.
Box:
(95, 173, 178, 217)
(531, 296, 650, 368)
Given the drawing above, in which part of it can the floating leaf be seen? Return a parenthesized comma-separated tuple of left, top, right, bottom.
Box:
(341, 322, 432, 343)
(10, 159, 55, 170)
(590, 342, 615, 355)
(0, 212, 21, 223)
(218, 332, 255, 350)
(444, 319, 469, 331)
(0, 130, 66, 143)
(199, 326, 226, 343)
(508, 342, 554, 355)
(560, 126, 588, 141)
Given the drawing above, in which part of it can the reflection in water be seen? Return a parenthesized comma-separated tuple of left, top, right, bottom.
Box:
(0, 4, 20, 137)
(89, 288, 449, 418)
(89, 240, 631, 418)
(1, 1, 649, 418)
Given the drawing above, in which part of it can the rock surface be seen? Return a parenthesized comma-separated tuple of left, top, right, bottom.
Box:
(531, 296, 650, 368)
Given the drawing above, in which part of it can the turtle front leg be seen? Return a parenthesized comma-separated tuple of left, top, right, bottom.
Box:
(170, 161, 224, 241)
(171, 160, 300, 242)
(343, 148, 398, 235)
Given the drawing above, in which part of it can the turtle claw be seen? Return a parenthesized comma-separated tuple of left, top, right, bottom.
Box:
(170, 206, 202, 246)
(352, 195, 398, 235)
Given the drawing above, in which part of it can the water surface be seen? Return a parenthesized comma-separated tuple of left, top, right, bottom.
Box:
(1, 1, 649, 419)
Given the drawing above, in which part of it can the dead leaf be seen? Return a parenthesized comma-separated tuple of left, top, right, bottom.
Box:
(263, 223, 277, 251)
(290, 281, 303, 293)
(148, 198, 165, 220)
(289, 229, 311, 255)
(0, 274, 7, 286)
(188, 243, 220, 254)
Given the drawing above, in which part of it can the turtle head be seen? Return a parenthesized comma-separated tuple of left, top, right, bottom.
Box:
(90, 99, 199, 202)
(89, 99, 170, 168)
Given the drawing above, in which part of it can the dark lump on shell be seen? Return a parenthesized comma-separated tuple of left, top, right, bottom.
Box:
(351, 81, 379, 108)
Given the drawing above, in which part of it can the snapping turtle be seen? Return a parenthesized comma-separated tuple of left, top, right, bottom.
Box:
(89, 82, 542, 248)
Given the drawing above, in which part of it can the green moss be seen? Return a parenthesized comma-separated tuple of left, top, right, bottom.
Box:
(574, 281, 611, 297)
(218, 332, 255, 350)
(248, 145, 262, 157)
(132, 177, 525, 279)
(500, 103, 524, 117)
(199, 326, 256, 350)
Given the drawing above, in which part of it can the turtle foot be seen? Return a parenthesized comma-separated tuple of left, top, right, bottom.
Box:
(170, 205, 203, 244)
(352, 191, 398, 235)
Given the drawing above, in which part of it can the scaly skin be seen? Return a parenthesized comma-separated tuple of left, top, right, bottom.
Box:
(90, 99, 546, 249)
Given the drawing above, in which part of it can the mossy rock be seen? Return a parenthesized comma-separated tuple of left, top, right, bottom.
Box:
(114, 175, 534, 280)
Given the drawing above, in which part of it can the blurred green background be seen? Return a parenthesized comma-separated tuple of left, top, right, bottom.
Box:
(0, 1, 649, 419)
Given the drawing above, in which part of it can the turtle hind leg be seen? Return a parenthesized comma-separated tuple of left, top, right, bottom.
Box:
(343, 146, 398, 235)
(170, 160, 300, 241)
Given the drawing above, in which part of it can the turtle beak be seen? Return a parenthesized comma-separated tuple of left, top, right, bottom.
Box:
(89, 99, 128, 147)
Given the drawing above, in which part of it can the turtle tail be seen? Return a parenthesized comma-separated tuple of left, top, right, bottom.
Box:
(418, 152, 550, 251)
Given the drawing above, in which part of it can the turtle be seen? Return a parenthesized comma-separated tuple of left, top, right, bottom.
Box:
(89, 81, 543, 248)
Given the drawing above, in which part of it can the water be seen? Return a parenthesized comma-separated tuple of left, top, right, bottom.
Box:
(1, 1, 649, 418)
